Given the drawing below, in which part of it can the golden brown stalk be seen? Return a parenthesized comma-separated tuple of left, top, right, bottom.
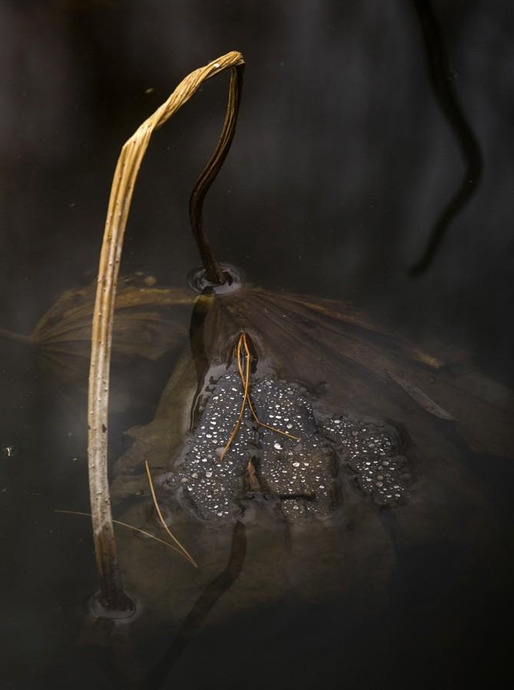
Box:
(87, 52, 244, 611)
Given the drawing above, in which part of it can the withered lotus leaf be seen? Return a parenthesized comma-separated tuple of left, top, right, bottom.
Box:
(23, 274, 195, 385)
(115, 285, 514, 479)
(110, 284, 512, 626)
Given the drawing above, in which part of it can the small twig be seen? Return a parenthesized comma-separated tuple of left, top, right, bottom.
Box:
(220, 332, 251, 460)
(237, 334, 299, 440)
(237, 331, 300, 441)
(220, 332, 300, 460)
(144, 461, 198, 568)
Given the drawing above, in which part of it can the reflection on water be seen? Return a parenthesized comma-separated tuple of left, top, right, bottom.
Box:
(2, 1, 514, 689)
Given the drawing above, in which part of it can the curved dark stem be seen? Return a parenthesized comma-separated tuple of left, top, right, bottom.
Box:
(188, 289, 215, 429)
(139, 520, 247, 689)
(410, 0, 483, 276)
(189, 64, 245, 285)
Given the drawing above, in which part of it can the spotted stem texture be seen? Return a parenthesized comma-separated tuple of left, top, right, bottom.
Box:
(87, 51, 245, 611)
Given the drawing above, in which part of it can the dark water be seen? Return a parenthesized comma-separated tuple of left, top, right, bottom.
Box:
(1, 1, 514, 688)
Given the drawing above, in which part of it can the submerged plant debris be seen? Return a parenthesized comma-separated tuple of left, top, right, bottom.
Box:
(112, 283, 514, 535)
(13, 45, 506, 633)
(0, 273, 193, 386)
(104, 280, 513, 637)
(165, 341, 412, 523)
(9, 273, 510, 518)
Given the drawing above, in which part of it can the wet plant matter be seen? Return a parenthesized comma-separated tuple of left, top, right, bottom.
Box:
(87, 51, 244, 613)
(3, 47, 512, 684)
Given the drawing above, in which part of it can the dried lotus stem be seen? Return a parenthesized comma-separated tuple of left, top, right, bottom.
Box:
(87, 52, 245, 612)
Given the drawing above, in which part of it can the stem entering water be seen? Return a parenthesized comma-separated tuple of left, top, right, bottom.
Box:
(189, 63, 245, 285)
(87, 52, 245, 613)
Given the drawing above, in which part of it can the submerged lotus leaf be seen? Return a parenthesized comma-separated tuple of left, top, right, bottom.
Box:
(199, 288, 514, 458)
(26, 274, 194, 385)
(125, 350, 414, 524)
(165, 370, 341, 522)
(110, 286, 511, 629)
(112, 285, 514, 515)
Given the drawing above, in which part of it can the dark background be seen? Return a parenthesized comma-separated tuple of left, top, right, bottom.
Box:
(2, 0, 514, 378)
(1, 1, 513, 688)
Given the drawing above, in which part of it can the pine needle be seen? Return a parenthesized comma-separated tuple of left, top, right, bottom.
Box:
(219, 332, 252, 460)
(248, 397, 300, 441)
(54, 509, 196, 566)
(220, 332, 300, 460)
(144, 461, 198, 568)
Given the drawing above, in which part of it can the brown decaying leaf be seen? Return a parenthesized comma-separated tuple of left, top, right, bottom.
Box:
(202, 287, 514, 459)
(4, 271, 507, 475)
(25, 275, 194, 385)
(113, 284, 513, 498)
(108, 282, 514, 627)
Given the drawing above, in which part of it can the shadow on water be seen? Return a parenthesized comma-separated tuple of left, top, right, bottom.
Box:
(409, 0, 483, 275)
(140, 520, 247, 690)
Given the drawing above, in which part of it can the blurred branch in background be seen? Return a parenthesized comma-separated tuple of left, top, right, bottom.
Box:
(410, 0, 483, 276)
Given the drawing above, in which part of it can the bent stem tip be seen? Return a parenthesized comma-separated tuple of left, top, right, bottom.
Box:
(87, 53, 243, 612)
